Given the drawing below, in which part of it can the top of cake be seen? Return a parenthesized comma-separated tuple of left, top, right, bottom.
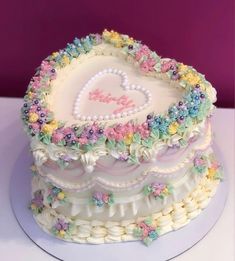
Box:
(21, 29, 216, 171)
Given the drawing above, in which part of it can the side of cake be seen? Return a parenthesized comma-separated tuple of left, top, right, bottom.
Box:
(21, 30, 222, 245)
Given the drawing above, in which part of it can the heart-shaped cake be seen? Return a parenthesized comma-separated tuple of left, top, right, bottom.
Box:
(21, 29, 222, 247)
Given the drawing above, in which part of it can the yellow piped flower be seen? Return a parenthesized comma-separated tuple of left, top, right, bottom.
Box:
(199, 82, 207, 91)
(30, 164, 37, 172)
(168, 122, 179, 135)
(207, 167, 216, 180)
(31, 203, 36, 210)
(61, 55, 70, 66)
(57, 192, 65, 200)
(162, 187, 169, 194)
(102, 29, 112, 40)
(59, 230, 66, 237)
(27, 91, 34, 99)
(125, 37, 134, 46)
(124, 133, 133, 145)
(102, 29, 124, 48)
(181, 71, 201, 85)
(29, 112, 39, 123)
(41, 124, 54, 135)
(42, 120, 58, 135)
(50, 120, 58, 129)
(178, 63, 188, 73)
(51, 52, 59, 59)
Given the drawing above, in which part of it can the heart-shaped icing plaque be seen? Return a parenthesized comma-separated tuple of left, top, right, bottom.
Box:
(73, 68, 152, 121)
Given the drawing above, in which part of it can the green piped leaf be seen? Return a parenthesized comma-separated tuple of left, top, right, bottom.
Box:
(116, 141, 126, 151)
(106, 139, 116, 150)
(83, 143, 94, 152)
(133, 133, 141, 144)
(40, 134, 52, 145)
(150, 128, 160, 139)
(141, 137, 153, 148)
(128, 154, 140, 164)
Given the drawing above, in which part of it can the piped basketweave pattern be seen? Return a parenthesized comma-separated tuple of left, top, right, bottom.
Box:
(34, 176, 220, 244)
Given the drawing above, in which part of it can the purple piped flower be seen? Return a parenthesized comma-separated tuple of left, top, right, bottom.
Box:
(91, 191, 114, 207)
(55, 219, 69, 231)
(30, 190, 44, 214)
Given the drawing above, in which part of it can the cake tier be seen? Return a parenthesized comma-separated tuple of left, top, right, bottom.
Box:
(30, 152, 221, 244)
(33, 119, 211, 193)
(21, 30, 217, 174)
(31, 143, 221, 221)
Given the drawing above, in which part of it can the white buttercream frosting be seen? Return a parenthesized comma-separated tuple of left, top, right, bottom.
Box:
(32, 175, 220, 244)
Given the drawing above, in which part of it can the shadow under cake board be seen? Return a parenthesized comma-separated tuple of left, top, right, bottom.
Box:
(10, 143, 228, 261)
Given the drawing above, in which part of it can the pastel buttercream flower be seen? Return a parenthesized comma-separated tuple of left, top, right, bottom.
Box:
(181, 72, 201, 85)
(140, 59, 156, 73)
(31, 164, 37, 173)
(144, 182, 172, 199)
(78, 137, 88, 145)
(59, 230, 66, 237)
(104, 128, 117, 140)
(57, 192, 65, 200)
(29, 112, 39, 123)
(92, 191, 114, 207)
(51, 52, 59, 59)
(168, 122, 179, 135)
(27, 91, 34, 99)
(125, 37, 134, 46)
(148, 230, 158, 240)
(178, 63, 188, 74)
(40, 61, 53, 76)
(52, 132, 64, 143)
(29, 105, 38, 112)
(61, 55, 70, 66)
(31, 76, 41, 90)
(124, 133, 133, 145)
(41, 124, 55, 135)
(50, 120, 59, 129)
(133, 219, 159, 245)
(51, 218, 72, 238)
(139, 45, 151, 56)
(161, 60, 177, 73)
(31, 123, 40, 131)
(102, 193, 109, 203)
(30, 190, 44, 214)
(207, 167, 216, 179)
(102, 29, 111, 40)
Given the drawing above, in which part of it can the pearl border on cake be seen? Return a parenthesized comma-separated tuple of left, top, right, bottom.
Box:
(73, 68, 152, 121)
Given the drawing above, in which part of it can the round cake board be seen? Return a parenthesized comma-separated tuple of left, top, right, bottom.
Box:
(10, 144, 228, 261)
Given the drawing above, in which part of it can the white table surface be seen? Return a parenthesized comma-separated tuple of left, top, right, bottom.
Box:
(0, 97, 234, 261)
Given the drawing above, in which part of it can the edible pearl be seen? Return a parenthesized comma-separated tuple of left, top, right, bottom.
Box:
(73, 68, 152, 122)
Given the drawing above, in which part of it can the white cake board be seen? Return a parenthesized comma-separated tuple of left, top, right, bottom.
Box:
(10, 144, 228, 261)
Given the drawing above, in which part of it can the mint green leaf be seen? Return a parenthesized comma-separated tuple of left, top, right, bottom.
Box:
(141, 137, 153, 148)
(128, 154, 139, 164)
(106, 139, 116, 150)
(42, 134, 51, 145)
(133, 133, 141, 144)
(116, 141, 126, 151)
